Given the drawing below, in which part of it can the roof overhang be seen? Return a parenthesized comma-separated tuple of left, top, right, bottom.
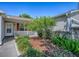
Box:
(53, 13, 66, 19)
(53, 9, 79, 19)
(71, 24, 79, 28)
(3, 15, 31, 24)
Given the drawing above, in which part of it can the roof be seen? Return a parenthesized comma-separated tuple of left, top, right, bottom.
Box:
(4, 15, 31, 23)
(6, 15, 31, 21)
(0, 10, 31, 22)
(53, 9, 79, 18)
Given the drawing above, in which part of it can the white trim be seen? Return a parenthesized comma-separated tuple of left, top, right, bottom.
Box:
(18, 23, 26, 31)
(5, 23, 14, 36)
(15, 31, 38, 37)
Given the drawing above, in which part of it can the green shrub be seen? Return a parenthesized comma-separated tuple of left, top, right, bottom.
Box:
(15, 35, 21, 42)
(43, 29, 52, 39)
(16, 36, 31, 54)
(37, 30, 43, 38)
(16, 36, 46, 57)
(23, 47, 45, 57)
(27, 16, 55, 39)
(51, 35, 79, 56)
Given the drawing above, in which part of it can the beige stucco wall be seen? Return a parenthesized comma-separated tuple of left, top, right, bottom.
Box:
(52, 16, 67, 31)
(71, 13, 79, 20)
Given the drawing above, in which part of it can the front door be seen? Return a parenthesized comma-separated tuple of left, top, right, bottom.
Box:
(5, 23, 13, 36)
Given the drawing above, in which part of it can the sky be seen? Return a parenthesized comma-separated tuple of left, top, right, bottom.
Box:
(0, 2, 78, 17)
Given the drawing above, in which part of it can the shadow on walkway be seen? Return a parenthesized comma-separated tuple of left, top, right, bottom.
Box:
(2, 36, 15, 45)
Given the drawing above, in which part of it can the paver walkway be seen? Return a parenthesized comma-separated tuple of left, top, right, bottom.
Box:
(0, 37, 19, 57)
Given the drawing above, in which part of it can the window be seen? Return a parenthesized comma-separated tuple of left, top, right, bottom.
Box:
(19, 24, 24, 31)
(7, 28, 11, 33)
(6, 23, 12, 33)
(18, 23, 27, 31)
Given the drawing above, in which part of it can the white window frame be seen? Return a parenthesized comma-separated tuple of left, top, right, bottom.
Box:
(19, 23, 26, 31)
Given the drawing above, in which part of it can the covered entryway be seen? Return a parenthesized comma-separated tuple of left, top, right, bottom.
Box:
(5, 23, 14, 36)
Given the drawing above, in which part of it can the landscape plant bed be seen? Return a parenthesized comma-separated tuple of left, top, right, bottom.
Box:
(15, 35, 75, 57)
(51, 35, 78, 56)
(15, 36, 31, 54)
(29, 38, 48, 52)
(16, 36, 46, 57)
(29, 37, 75, 57)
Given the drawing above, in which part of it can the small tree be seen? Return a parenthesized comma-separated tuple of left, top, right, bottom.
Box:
(19, 13, 32, 19)
(27, 16, 55, 39)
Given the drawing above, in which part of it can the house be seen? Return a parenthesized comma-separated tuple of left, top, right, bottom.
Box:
(52, 9, 79, 39)
(0, 10, 36, 45)
(0, 9, 79, 45)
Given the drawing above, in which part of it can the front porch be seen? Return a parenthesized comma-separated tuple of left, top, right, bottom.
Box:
(0, 15, 37, 45)
(3, 15, 32, 37)
(4, 21, 38, 37)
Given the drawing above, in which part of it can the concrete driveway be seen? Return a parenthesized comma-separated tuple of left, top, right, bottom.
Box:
(0, 37, 19, 57)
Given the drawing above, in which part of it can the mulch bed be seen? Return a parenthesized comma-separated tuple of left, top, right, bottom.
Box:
(29, 37, 48, 52)
(29, 37, 60, 53)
